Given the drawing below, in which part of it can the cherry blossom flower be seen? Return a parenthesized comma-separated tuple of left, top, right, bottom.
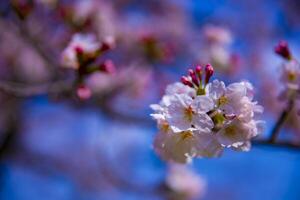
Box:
(280, 59, 300, 90)
(166, 165, 206, 199)
(217, 118, 263, 147)
(207, 80, 263, 119)
(204, 25, 232, 45)
(166, 94, 214, 132)
(153, 129, 223, 163)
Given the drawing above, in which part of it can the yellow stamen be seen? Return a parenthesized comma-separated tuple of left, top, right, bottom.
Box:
(180, 131, 194, 140)
(218, 96, 228, 106)
(184, 106, 194, 122)
(224, 125, 237, 139)
(287, 72, 297, 82)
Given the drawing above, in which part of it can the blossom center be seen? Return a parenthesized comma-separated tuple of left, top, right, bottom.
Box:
(180, 131, 194, 141)
(218, 96, 228, 106)
(212, 112, 226, 127)
(224, 125, 237, 138)
(184, 106, 194, 122)
(287, 72, 297, 82)
(161, 122, 170, 133)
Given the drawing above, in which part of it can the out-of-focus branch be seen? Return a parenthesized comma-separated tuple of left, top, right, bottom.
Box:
(253, 139, 300, 151)
(98, 101, 153, 127)
(4, 12, 59, 77)
(269, 99, 294, 143)
(0, 80, 71, 97)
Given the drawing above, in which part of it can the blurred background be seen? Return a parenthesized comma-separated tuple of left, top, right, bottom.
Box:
(0, 0, 300, 199)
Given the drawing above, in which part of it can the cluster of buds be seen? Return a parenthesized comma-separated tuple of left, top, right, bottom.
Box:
(11, 0, 35, 19)
(150, 64, 264, 163)
(275, 41, 300, 98)
(180, 64, 214, 95)
(61, 33, 115, 100)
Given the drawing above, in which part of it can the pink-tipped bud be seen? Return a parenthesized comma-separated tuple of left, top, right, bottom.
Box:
(76, 84, 92, 100)
(205, 64, 214, 84)
(188, 69, 195, 76)
(181, 76, 193, 87)
(100, 36, 116, 52)
(99, 60, 116, 74)
(195, 65, 203, 81)
(74, 46, 84, 55)
(275, 41, 292, 60)
(188, 69, 199, 86)
(195, 65, 202, 73)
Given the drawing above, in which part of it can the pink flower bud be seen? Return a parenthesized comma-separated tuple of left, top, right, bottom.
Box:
(100, 36, 115, 52)
(205, 64, 214, 84)
(188, 69, 195, 76)
(188, 69, 199, 86)
(99, 60, 116, 74)
(195, 65, 202, 82)
(275, 41, 292, 60)
(74, 46, 84, 55)
(76, 84, 92, 100)
(181, 76, 193, 87)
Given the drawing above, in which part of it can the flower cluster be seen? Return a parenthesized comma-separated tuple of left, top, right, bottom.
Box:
(61, 33, 115, 100)
(150, 64, 264, 163)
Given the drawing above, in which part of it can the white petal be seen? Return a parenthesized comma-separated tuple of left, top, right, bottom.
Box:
(150, 104, 163, 112)
(192, 96, 215, 112)
(166, 94, 194, 132)
(217, 119, 256, 146)
(165, 82, 196, 97)
(226, 82, 247, 100)
(164, 132, 199, 163)
(153, 131, 173, 161)
(206, 79, 226, 101)
(231, 141, 251, 152)
(193, 131, 223, 158)
(192, 113, 214, 131)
